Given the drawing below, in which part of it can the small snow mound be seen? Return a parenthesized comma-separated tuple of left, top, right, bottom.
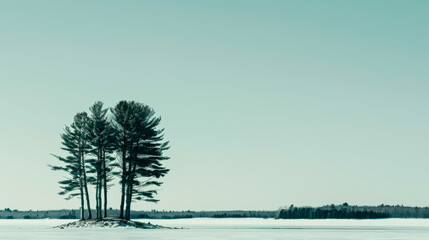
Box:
(54, 218, 168, 229)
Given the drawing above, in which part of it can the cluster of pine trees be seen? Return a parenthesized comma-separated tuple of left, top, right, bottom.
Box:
(50, 101, 169, 221)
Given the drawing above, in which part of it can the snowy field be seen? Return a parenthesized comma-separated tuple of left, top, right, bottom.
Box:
(1, 218, 429, 239)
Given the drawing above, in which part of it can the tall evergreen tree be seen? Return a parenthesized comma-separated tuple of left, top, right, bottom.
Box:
(50, 112, 93, 219)
(51, 101, 170, 222)
(111, 101, 169, 220)
(111, 101, 135, 219)
(123, 102, 170, 221)
(86, 102, 116, 219)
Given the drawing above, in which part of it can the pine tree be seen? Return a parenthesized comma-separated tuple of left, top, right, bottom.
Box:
(51, 101, 170, 222)
(123, 102, 170, 221)
(111, 101, 169, 220)
(86, 102, 116, 219)
(110, 100, 134, 219)
(50, 112, 93, 219)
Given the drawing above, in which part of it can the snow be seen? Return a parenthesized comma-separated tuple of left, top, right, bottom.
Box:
(0, 218, 428, 239)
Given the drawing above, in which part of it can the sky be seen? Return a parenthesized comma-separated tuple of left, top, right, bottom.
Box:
(0, 0, 428, 211)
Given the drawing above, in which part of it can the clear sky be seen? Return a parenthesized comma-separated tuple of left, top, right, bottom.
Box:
(0, 0, 428, 211)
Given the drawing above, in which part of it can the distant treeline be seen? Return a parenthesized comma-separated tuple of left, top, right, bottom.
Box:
(0, 209, 275, 219)
(3, 204, 429, 219)
(277, 206, 388, 219)
(277, 203, 429, 219)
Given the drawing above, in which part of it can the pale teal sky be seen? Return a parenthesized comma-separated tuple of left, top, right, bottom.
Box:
(0, 1, 428, 211)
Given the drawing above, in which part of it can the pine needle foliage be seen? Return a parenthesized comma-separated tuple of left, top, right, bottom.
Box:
(85, 101, 116, 219)
(111, 101, 170, 220)
(49, 112, 93, 219)
(51, 101, 170, 221)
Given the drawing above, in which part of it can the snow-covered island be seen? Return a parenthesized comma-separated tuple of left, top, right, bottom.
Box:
(54, 218, 171, 229)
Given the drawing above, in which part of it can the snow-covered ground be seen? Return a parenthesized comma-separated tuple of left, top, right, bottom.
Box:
(0, 218, 428, 239)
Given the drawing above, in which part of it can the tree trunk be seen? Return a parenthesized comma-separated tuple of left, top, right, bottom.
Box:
(125, 163, 137, 221)
(119, 172, 126, 218)
(125, 180, 133, 220)
(96, 178, 99, 219)
(124, 160, 134, 220)
(78, 153, 85, 220)
(82, 170, 92, 219)
(82, 152, 92, 219)
(103, 150, 107, 218)
(79, 177, 85, 220)
(96, 148, 103, 220)
(119, 133, 127, 219)
(124, 185, 131, 220)
(99, 177, 103, 219)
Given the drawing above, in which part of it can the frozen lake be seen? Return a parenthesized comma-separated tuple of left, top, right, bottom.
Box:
(1, 218, 429, 239)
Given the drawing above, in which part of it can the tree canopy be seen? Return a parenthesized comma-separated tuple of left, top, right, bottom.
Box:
(50, 101, 170, 221)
